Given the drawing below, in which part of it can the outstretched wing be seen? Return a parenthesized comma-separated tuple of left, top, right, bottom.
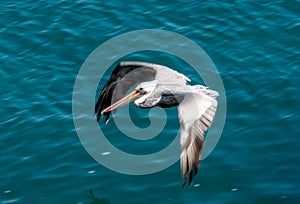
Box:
(95, 61, 190, 122)
(178, 92, 218, 187)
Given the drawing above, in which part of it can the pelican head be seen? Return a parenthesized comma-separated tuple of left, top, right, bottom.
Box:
(133, 80, 157, 106)
(101, 80, 157, 114)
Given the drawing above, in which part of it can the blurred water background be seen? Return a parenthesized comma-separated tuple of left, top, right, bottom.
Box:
(1, 0, 299, 203)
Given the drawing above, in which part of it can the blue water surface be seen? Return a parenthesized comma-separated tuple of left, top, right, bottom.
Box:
(1, 0, 299, 203)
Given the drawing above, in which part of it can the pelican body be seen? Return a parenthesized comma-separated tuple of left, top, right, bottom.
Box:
(95, 61, 218, 187)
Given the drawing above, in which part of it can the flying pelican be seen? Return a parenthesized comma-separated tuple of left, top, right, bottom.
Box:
(95, 61, 218, 187)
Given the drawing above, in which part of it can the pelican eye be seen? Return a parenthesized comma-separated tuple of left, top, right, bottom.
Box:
(137, 87, 147, 94)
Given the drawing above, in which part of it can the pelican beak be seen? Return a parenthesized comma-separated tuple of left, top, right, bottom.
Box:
(101, 90, 142, 115)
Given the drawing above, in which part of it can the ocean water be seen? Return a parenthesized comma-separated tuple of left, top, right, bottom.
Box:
(1, 0, 299, 203)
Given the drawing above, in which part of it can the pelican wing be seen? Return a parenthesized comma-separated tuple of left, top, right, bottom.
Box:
(178, 92, 218, 187)
(95, 61, 190, 122)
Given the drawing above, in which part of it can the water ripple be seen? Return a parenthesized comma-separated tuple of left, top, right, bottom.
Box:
(1, 0, 299, 203)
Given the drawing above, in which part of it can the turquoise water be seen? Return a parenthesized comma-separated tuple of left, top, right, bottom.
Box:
(1, 0, 300, 203)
